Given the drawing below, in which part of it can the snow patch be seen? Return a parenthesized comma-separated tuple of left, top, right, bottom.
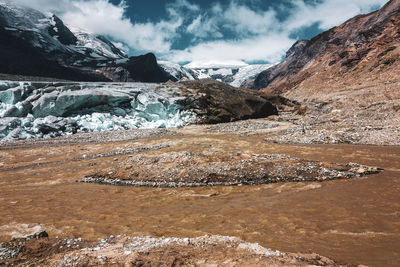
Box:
(184, 60, 248, 69)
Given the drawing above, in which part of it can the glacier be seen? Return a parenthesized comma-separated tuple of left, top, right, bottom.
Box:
(185, 62, 274, 87)
(0, 81, 195, 141)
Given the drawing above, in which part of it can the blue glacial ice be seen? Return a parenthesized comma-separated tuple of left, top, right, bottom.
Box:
(0, 81, 195, 140)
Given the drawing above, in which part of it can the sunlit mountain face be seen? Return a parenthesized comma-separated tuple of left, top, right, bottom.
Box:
(9, 0, 386, 65)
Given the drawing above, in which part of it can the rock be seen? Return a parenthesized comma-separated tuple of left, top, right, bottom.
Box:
(357, 168, 366, 174)
(27, 231, 49, 240)
(96, 66, 130, 82)
(253, 40, 309, 91)
(179, 79, 278, 124)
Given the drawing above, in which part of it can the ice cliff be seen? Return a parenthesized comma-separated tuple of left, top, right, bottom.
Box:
(0, 81, 194, 140)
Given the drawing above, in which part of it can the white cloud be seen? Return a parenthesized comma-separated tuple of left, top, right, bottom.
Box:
(9, 0, 389, 63)
(167, 33, 294, 63)
(4, 0, 78, 13)
(61, 0, 182, 54)
(167, 0, 199, 13)
(165, 0, 387, 63)
(186, 15, 222, 39)
(221, 3, 279, 36)
(11, 0, 183, 54)
(285, 0, 388, 31)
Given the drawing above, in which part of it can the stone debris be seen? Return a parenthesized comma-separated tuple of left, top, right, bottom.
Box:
(79, 151, 383, 187)
(0, 234, 347, 266)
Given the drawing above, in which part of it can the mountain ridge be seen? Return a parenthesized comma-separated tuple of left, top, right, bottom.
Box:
(251, 0, 400, 98)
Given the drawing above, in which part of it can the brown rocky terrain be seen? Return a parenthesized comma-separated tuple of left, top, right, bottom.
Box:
(1, 120, 399, 266)
(252, 0, 400, 96)
(240, 0, 400, 146)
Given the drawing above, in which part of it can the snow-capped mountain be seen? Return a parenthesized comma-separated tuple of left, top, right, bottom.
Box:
(68, 26, 127, 64)
(158, 60, 276, 87)
(0, 1, 273, 84)
(158, 61, 196, 81)
(0, 1, 176, 82)
(0, 1, 127, 64)
(185, 61, 274, 88)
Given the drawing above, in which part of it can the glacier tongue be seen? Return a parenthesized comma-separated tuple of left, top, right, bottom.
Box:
(0, 81, 195, 141)
(185, 63, 274, 87)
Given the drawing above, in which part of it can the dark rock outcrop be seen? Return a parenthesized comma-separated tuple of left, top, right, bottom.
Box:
(47, 15, 78, 46)
(123, 53, 171, 83)
(179, 79, 278, 124)
(97, 53, 173, 82)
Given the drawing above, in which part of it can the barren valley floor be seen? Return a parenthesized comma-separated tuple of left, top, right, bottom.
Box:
(0, 119, 399, 266)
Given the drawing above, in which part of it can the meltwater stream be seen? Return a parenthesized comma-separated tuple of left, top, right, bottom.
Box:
(0, 81, 194, 140)
(0, 141, 399, 266)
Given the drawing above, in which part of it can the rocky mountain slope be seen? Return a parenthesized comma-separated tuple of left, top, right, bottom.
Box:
(0, 1, 126, 66)
(245, 0, 400, 146)
(0, 1, 174, 83)
(252, 0, 400, 98)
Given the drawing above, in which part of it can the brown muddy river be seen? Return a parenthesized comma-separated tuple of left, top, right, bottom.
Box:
(0, 136, 399, 266)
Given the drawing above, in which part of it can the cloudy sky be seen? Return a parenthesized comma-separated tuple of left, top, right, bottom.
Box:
(12, 0, 388, 64)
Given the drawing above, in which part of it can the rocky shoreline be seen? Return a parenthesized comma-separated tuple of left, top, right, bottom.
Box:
(0, 232, 352, 266)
